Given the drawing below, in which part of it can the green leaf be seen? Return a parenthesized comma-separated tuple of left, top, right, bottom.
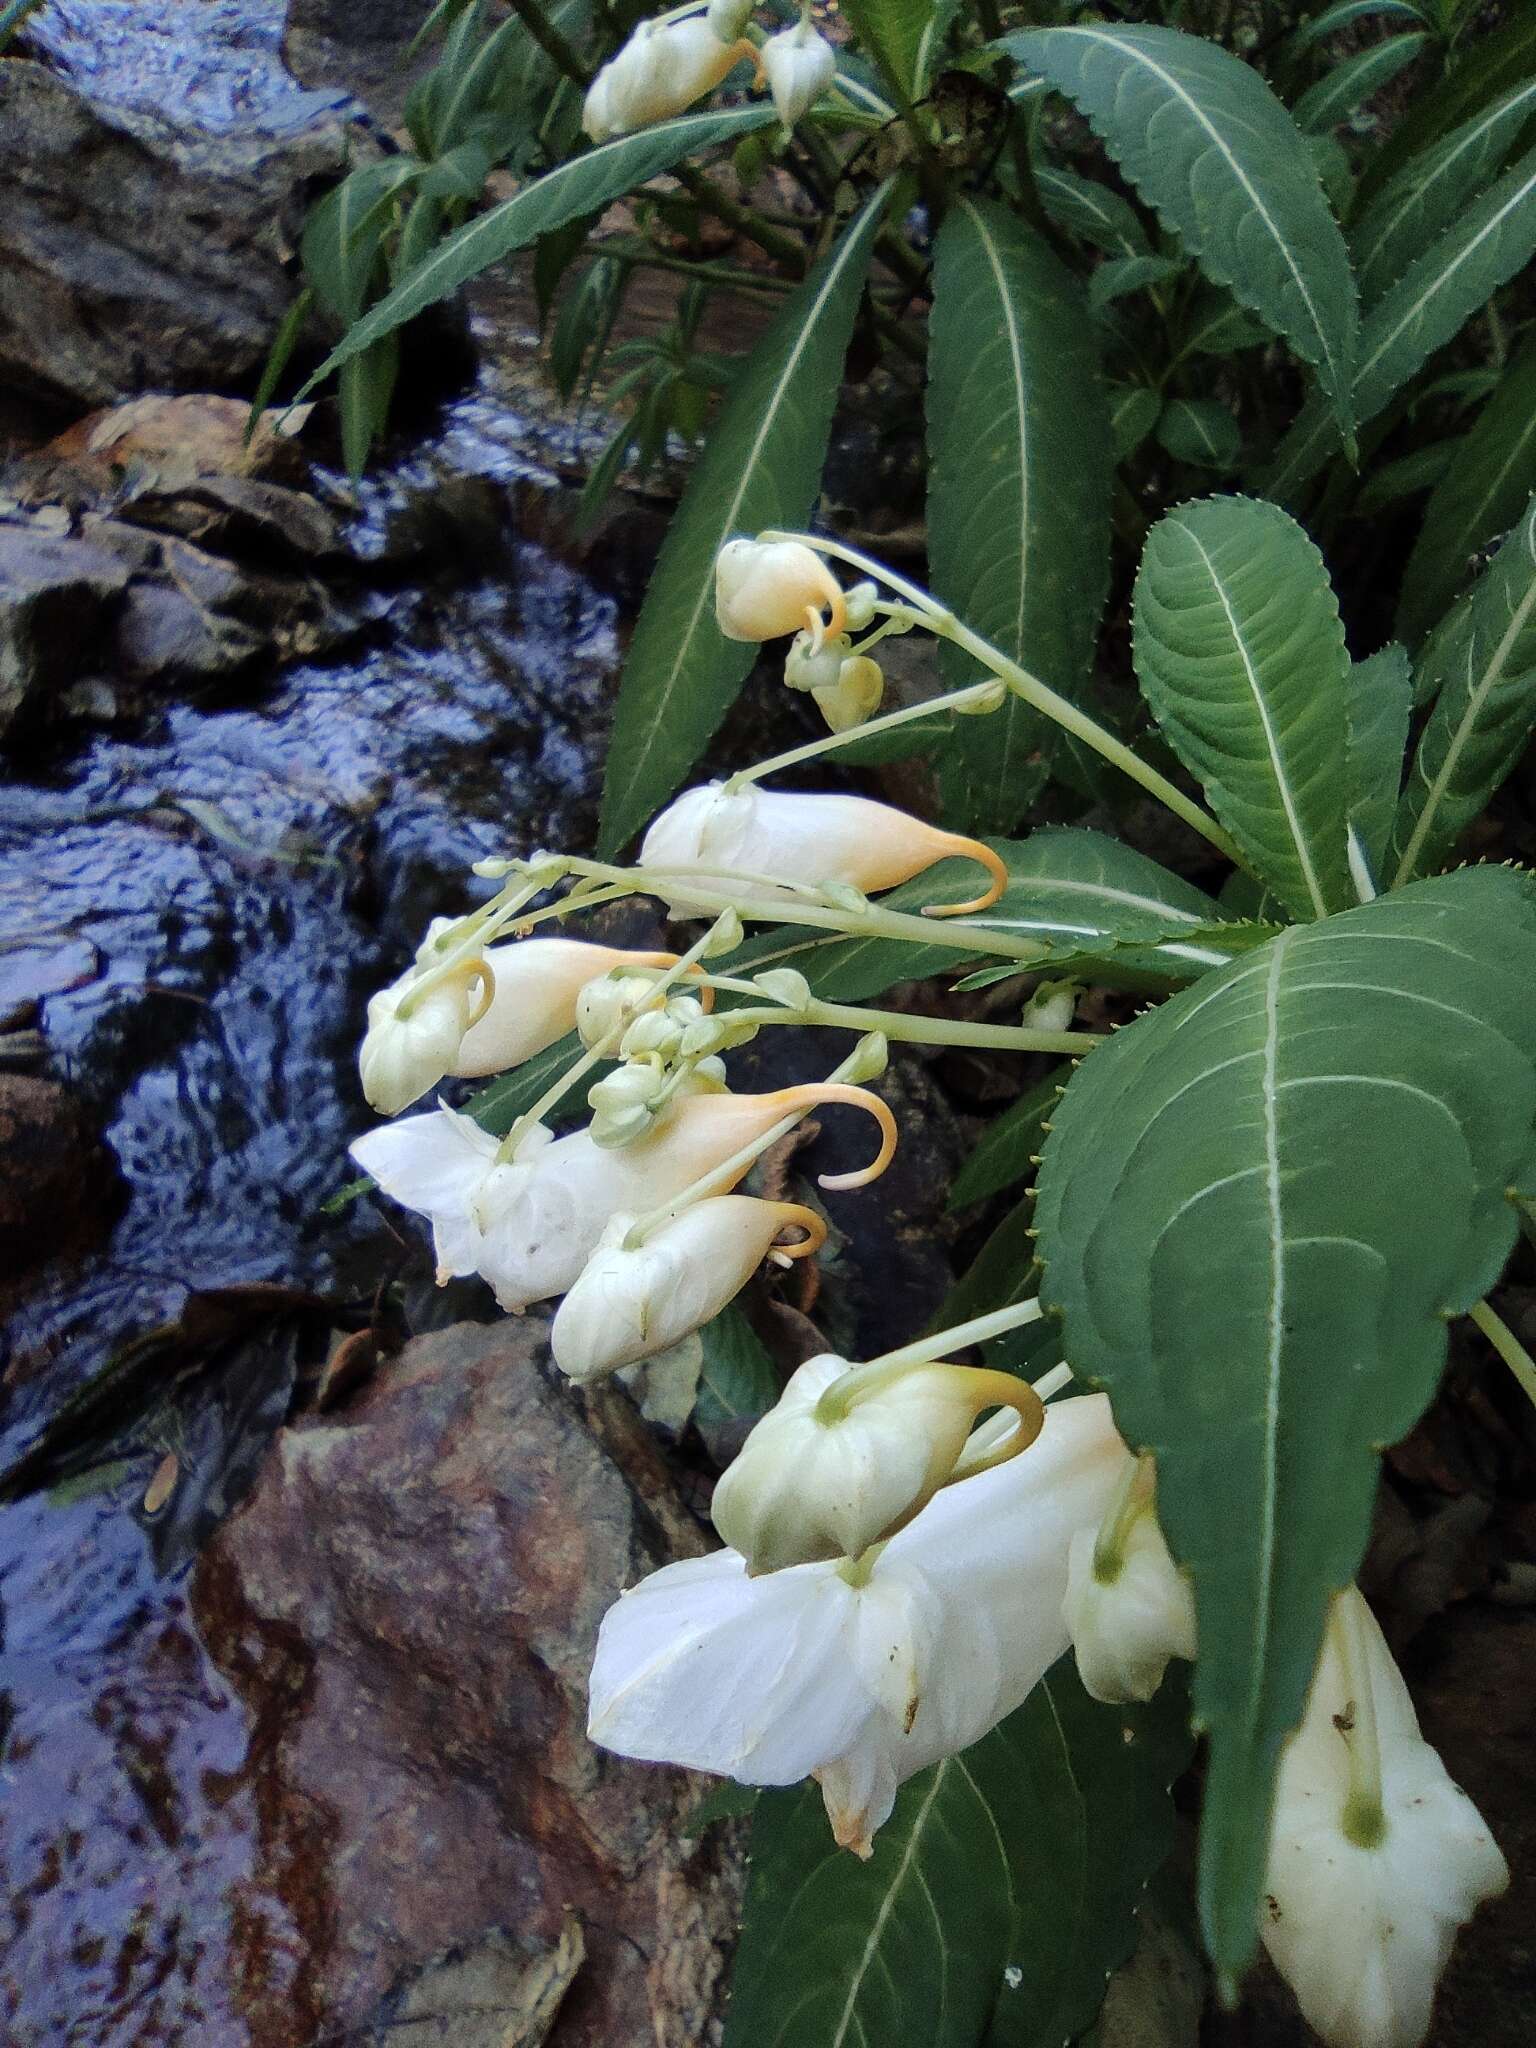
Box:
(840, 0, 934, 100)
(1350, 77, 1536, 308)
(595, 187, 888, 856)
(302, 160, 421, 323)
(727, 1662, 1188, 2048)
(927, 197, 1113, 832)
(1110, 386, 1163, 460)
(463, 1031, 593, 1135)
(1344, 642, 1412, 880)
(1353, 5, 1536, 211)
(1353, 438, 1453, 513)
(247, 287, 315, 438)
(947, 1074, 1060, 1212)
(1292, 32, 1427, 135)
(737, 829, 1242, 1006)
(1291, 0, 1427, 45)
(1398, 333, 1536, 643)
(293, 106, 779, 400)
(694, 1303, 780, 1428)
(1266, 143, 1536, 497)
(1088, 254, 1181, 322)
(1391, 495, 1536, 882)
(1132, 495, 1353, 920)
(338, 332, 400, 481)
(1156, 398, 1241, 470)
(1035, 164, 1149, 258)
(1035, 864, 1536, 1977)
(1177, 286, 1270, 358)
(1002, 24, 1359, 439)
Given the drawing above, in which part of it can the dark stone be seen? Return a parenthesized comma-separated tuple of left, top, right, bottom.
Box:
(191, 1318, 745, 2045)
(283, 0, 436, 124)
(0, 57, 355, 410)
(0, 1074, 123, 1311)
(0, 519, 130, 732)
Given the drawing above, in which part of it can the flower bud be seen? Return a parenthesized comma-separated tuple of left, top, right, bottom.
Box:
(638, 781, 1008, 919)
(759, 17, 837, 127)
(620, 1008, 684, 1061)
(813, 654, 884, 733)
(1262, 1586, 1508, 2048)
(1022, 980, 1079, 1035)
(711, 1353, 1043, 1574)
(753, 967, 812, 1010)
(1063, 1480, 1196, 1704)
(784, 629, 848, 695)
(551, 1195, 824, 1381)
(715, 539, 847, 646)
(583, 17, 754, 142)
(707, 0, 754, 40)
(844, 580, 880, 631)
(359, 968, 484, 1115)
(588, 1062, 670, 1148)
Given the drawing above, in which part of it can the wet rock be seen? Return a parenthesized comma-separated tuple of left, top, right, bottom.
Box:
(283, 0, 437, 126)
(0, 1074, 122, 1311)
(0, 519, 129, 732)
(0, 57, 354, 410)
(192, 1317, 745, 2046)
(117, 473, 343, 564)
(40, 393, 315, 497)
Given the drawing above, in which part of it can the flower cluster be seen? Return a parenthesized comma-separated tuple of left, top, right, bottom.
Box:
(582, 0, 836, 144)
(349, 529, 1507, 2048)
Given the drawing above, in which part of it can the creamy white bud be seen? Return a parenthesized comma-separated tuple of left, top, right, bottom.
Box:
(844, 580, 880, 630)
(753, 967, 812, 1010)
(711, 1353, 1043, 1573)
(707, 0, 754, 40)
(715, 539, 847, 644)
(552, 1195, 820, 1381)
(619, 1009, 685, 1061)
(582, 16, 751, 142)
(1262, 1586, 1508, 2048)
(783, 629, 849, 694)
(638, 781, 1007, 919)
(359, 970, 483, 1115)
(587, 1062, 670, 1148)
(1022, 980, 1079, 1035)
(759, 17, 836, 126)
(1064, 1492, 1196, 1704)
(813, 655, 884, 733)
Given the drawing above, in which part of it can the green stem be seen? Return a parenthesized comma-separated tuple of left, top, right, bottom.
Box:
(1470, 1298, 1536, 1411)
(563, 857, 1056, 965)
(849, 1297, 1046, 1382)
(758, 531, 1243, 862)
(602, 240, 792, 294)
(727, 677, 1003, 788)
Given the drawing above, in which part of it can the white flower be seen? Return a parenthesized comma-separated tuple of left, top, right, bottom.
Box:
(706, 0, 753, 37)
(359, 971, 485, 1116)
(715, 539, 847, 645)
(710, 1351, 1043, 1573)
(453, 938, 678, 1076)
(1063, 1487, 1196, 1704)
(759, 16, 836, 126)
(582, 16, 753, 143)
(550, 1195, 822, 1381)
(637, 781, 1008, 918)
(588, 1392, 1128, 1853)
(351, 1083, 891, 1311)
(1261, 1586, 1508, 2048)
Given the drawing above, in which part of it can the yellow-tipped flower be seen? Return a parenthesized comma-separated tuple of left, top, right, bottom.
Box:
(715, 538, 848, 646)
(551, 1195, 823, 1381)
(638, 781, 1008, 917)
(454, 938, 683, 1076)
(582, 16, 755, 143)
(710, 1351, 1045, 1574)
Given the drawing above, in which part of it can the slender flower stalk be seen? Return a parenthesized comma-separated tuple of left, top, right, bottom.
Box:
(755, 529, 1242, 862)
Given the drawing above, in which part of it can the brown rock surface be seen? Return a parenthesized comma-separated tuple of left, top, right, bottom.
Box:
(191, 1317, 745, 2045)
(0, 1073, 122, 1309)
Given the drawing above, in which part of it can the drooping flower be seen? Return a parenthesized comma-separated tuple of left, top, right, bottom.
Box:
(758, 15, 837, 126)
(1261, 1585, 1508, 2048)
(551, 1194, 824, 1381)
(638, 781, 1008, 918)
(351, 1081, 893, 1310)
(709, 1349, 1045, 1573)
(359, 968, 489, 1117)
(715, 538, 848, 646)
(588, 1392, 1127, 1853)
(1063, 1465, 1196, 1704)
(582, 16, 755, 143)
(454, 938, 682, 1076)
